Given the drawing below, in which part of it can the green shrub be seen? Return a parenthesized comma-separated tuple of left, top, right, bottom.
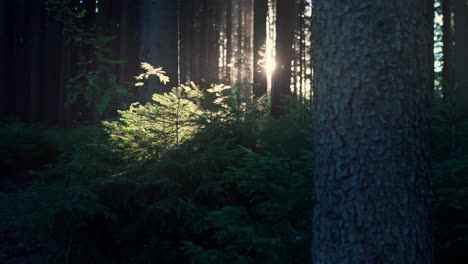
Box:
(1, 86, 314, 263)
(0, 122, 48, 170)
(432, 94, 468, 263)
(4, 87, 468, 264)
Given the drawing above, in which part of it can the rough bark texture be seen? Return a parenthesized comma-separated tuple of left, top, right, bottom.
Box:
(312, 1, 434, 263)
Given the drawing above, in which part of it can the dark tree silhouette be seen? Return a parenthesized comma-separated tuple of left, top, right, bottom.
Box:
(271, 0, 294, 117)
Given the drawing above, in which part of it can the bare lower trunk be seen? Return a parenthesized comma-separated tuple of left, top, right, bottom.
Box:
(454, 0, 468, 112)
(271, 0, 294, 117)
(139, 0, 178, 100)
(312, 1, 434, 263)
(253, 0, 267, 97)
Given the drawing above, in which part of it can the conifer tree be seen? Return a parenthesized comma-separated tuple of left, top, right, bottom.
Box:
(311, 1, 434, 262)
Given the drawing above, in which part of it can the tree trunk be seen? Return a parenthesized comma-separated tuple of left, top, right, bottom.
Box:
(0, 0, 6, 118)
(271, 0, 294, 117)
(119, 0, 140, 89)
(179, 0, 194, 84)
(225, 0, 233, 84)
(442, 0, 454, 100)
(312, 1, 434, 263)
(12, 0, 31, 121)
(42, 3, 64, 125)
(28, 0, 44, 123)
(454, 0, 468, 111)
(139, 0, 178, 100)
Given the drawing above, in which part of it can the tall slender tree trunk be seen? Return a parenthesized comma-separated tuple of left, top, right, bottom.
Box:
(119, 0, 140, 89)
(240, 0, 254, 102)
(12, 0, 31, 121)
(312, 1, 434, 263)
(180, 0, 194, 84)
(28, 0, 44, 123)
(0, 0, 6, 118)
(225, 0, 233, 84)
(454, 0, 468, 111)
(139, 0, 178, 100)
(271, 0, 294, 117)
(42, 3, 64, 125)
(442, 0, 454, 100)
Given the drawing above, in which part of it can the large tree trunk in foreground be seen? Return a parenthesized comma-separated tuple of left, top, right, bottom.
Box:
(312, 1, 434, 263)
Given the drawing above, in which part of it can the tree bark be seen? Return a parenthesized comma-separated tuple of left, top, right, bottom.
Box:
(139, 0, 178, 100)
(312, 1, 434, 263)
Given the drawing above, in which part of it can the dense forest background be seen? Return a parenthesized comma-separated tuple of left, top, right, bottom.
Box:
(0, 0, 313, 125)
(0, 0, 467, 263)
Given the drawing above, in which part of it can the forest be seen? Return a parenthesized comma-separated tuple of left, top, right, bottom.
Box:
(0, 0, 467, 263)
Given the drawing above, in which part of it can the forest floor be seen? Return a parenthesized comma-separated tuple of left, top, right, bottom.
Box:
(0, 172, 44, 264)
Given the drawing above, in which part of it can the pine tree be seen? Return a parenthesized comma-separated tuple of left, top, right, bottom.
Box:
(311, 1, 434, 262)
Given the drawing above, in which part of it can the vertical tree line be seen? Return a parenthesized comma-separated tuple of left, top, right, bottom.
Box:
(0, 0, 141, 125)
(0, 0, 314, 125)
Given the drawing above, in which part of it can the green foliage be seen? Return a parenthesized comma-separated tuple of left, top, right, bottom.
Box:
(6, 66, 468, 263)
(0, 122, 50, 170)
(433, 156, 468, 263)
(432, 92, 468, 263)
(0, 122, 100, 172)
(0, 77, 312, 263)
(182, 150, 312, 264)
(135, 62, 171, 86)
(45, 0, 85, 34)
(103, 81, 235, 166)
(46, 0, 130, 120)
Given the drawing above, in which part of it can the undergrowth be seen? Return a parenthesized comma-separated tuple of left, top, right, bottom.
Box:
(0, 75, 313, 263)
(431, 94, 468, 263)
(1, 80, 467, 263)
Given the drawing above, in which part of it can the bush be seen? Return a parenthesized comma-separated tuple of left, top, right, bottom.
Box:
(0, 83, 314, 263)
(0, 122, 52, 172)
(8, 75, 468, 263)
(432, 95, 468, 263)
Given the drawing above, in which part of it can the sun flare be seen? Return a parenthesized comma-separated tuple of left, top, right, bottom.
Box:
(265, 57, 276, 76)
